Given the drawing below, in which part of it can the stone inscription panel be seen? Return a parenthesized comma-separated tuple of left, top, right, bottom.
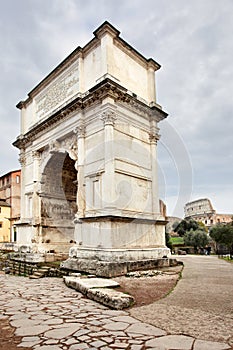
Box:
(36, 61, 79, 119)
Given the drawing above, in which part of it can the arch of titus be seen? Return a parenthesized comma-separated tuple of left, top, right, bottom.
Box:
(14, 22, 170, 271)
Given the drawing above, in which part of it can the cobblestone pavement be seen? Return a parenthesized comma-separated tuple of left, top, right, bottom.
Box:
(131, 255, 233, 348)
(0, 259, 232, 350)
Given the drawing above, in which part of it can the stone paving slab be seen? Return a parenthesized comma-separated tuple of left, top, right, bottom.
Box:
(15, 324, 51, 336)
(193, 340, 232, 350)
(0, 273, 232, 349)
(146, 335, 194, 349)
(126, 323, 166, 337)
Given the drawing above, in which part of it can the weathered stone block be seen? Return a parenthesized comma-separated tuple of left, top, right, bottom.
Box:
(157, 258, 170, 267)
(96, 262, 127, 277)
(86, 288, 135, 309)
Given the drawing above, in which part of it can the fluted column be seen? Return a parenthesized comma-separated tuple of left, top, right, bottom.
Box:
(19, 149, 26, 219)
(74, 124, 86, 218)
(32, 151, 41, 226)
(149, 128, 160, 216)
(32, 151, 40, 183)
(101, 110, 117, 210)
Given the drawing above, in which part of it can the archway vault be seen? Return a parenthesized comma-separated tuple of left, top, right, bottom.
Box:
(40, 151, 77, 248)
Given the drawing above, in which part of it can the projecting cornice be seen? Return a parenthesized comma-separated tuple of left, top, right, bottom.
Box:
(16, 21, 161, 110)
(13, 78, 167, 149)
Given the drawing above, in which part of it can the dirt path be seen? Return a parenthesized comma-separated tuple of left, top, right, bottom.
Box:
(0, 318, 31, 350)
(130, 255, 233, 345)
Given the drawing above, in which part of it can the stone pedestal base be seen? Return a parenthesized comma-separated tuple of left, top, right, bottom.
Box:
(74, 218, 167, 252)
(61, 246, 172, 277)
(69, 246, 170, 261)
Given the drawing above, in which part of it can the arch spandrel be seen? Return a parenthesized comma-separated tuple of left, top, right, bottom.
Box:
(39, 133, 78, 177)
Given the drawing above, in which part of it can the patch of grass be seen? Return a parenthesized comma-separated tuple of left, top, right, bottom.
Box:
(170, 236, 184, 245)
(221, 256, 233, 263)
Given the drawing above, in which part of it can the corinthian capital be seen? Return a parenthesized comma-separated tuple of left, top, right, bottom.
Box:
(101, 111, 117, 126)
(32, 150, 41, 159)
(149, 132, 160, 144)
(19, 151, 26, 166)
(74, 124, 86, 138)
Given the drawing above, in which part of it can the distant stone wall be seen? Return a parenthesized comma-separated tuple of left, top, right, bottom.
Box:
(185, 198, 215, 218)
(184, 198, 232, 229)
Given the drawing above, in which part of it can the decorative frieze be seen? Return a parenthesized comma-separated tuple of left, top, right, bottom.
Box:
(14, 79, 167, 151)
(41, 200, 75, 221)
(119, 98, 167, 123)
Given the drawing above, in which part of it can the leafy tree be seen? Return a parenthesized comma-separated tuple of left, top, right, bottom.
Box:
(184, 229, 209, 253)
(165, 230, 173, 250)
(174, 219, 199, 236)
(197, 221, 208, 233)
(210, 224, 233, 255)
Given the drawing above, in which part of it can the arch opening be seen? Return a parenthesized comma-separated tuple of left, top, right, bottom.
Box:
(40, 152, 77, 250)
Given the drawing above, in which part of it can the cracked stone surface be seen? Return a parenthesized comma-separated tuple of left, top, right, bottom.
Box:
(0, 255, 233, 349)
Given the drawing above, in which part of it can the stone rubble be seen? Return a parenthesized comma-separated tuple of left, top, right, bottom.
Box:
(0, 274, 232, 350)
(125, 270, 163, 278)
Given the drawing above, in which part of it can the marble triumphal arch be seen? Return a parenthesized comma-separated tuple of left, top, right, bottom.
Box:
(14, 22, 170, 272)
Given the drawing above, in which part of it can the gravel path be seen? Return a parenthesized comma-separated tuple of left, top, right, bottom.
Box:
(130, 255, 233, 345)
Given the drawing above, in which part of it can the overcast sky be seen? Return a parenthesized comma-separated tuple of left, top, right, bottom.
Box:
(1, 0, 232, 217)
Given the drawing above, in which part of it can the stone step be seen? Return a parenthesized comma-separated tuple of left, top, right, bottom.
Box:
(39, 268, 50, 272)
(33, 271, 44, 276)
(29, 266, 51, 279)
(29, 275, 41, 279)
(29, 274, 45, 279)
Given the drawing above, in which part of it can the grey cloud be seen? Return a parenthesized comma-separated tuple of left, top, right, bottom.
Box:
(1, 0, 232, 215)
